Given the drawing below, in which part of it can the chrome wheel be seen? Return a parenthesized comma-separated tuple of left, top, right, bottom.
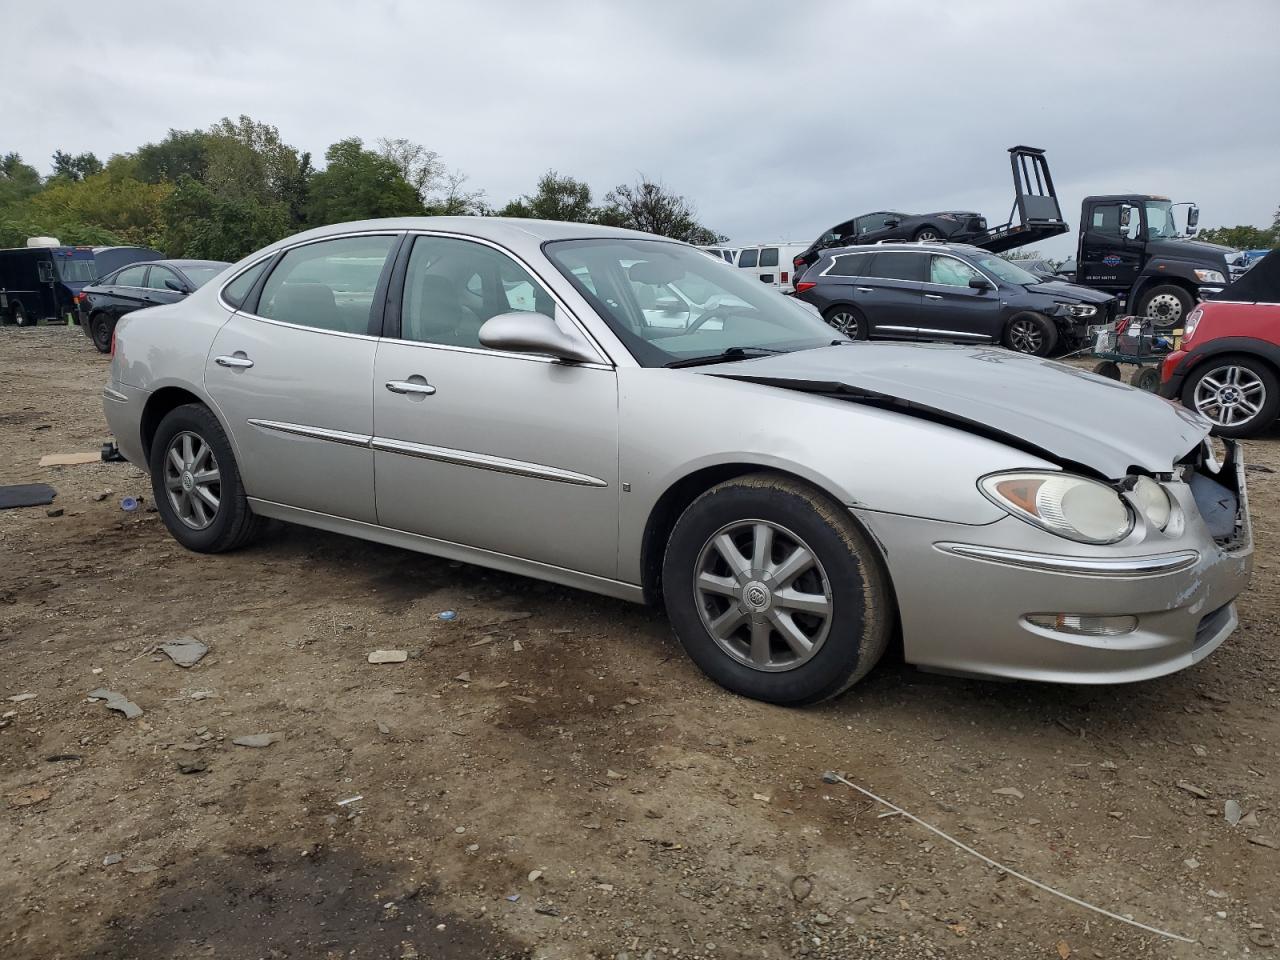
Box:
(1008, 317, 1044, 353)
(915, 230, 941, 241)
(1193, 365, 1267, 428)
(693, 519, 833, 673)
(828, 310, 860, 338)
(1144, 293, 1184, 327)
(163, 431, 221, 530)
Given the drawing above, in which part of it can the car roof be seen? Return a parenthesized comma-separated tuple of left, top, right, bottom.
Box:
(821, 241, 985, 257)
(266, 216, 661, 248)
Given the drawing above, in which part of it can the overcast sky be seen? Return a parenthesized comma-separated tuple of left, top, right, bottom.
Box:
(4, 0, 1278, 257)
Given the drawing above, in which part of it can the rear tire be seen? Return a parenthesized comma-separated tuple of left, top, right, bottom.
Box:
(1003, 312, 1058, 356)
(149, 403, 261, 553)
(89, 313, 114, 353)
(823, 305, 869, 340)
(913, 227, 942, 242)
(1181, 354, 1279, 438)
(11, 303, 32, 327)
(662, 473, 893, 705)
(1137, 284, 1194, 329)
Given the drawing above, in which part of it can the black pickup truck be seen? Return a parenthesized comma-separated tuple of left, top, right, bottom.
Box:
(1072, 195, 1241, 328)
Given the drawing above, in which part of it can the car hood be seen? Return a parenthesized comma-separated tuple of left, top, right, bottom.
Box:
(705, 343, 1208, 478)
(1025, 280, 1116, 304)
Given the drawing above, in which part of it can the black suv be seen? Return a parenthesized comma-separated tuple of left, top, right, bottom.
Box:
(794, 243, 1116, 356)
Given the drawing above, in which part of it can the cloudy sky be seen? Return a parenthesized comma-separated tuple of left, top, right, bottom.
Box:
(4, 0, 1278, 257)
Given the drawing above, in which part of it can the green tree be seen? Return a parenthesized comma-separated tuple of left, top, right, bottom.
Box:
(204, 116, 311, 227)
(50, 150, 103, 182)
(135, 129, 210, 184)
(307, 137, 424, 226)
(27, 166, 170, 247)
(599, 176, 721, 243)
(164, 175, 290, 261)
(499, 170, 594, 222)
(0, 152, 43, 210)
(1196, 223, 1278, 250)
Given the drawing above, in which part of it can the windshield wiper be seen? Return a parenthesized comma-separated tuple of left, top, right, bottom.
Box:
(665, 346, 786, 368)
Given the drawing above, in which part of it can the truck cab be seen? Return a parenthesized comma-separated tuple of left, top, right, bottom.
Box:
(1077, 195, 1241, 328)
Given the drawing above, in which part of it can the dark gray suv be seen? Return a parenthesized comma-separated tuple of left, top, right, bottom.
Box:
(794, 243, 1116, 355)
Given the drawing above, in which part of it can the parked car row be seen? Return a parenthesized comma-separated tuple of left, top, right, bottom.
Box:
(102, 216, 1253, 706)
(77, 259, 229, 351)
(0, 242, 161, 326)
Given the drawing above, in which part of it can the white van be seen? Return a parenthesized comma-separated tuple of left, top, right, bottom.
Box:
(698, 246, 738, 264)
(733, 243, 809, 293)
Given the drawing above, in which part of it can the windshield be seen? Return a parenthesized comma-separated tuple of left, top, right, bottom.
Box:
(55, 259, 98, 283)
(1145, 200, 1179, 239)
(178, 264, 225, 288)
(545, 238, 839, 367)
(971, 255, 1038, 286)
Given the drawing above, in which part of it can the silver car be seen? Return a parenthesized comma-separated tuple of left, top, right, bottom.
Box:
(103, 218, 1254, 704)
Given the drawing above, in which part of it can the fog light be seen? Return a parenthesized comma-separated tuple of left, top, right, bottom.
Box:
(1026, 614, 1139, 636)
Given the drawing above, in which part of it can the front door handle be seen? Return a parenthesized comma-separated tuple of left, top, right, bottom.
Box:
(214, 354, 254, 369)
(924, 294, 943, 300)
(386, 379, 436, 396)
(855, 287, 874, 293)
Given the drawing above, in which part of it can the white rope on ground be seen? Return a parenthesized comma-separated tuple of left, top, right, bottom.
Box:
(821, 771, 1196, 944)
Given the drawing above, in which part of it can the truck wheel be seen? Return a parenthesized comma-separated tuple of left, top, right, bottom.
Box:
(662, 473, 893, 705)
(1137, 284, 1193, 328)
(1003, 313, 1058, 356)
(11, 304, 32, 327)
(89, 313, 114, 353)
(1181, 354, 1279, 439)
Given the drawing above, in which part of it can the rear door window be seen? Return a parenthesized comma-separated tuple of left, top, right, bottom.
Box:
(222, 260, 270, 309)
(257, 235, 397, 335)
(866, 252, 926, 282)
(116, 265, 147, 287)
(144, 265, 180, 290)
(738, 249, 758, 268)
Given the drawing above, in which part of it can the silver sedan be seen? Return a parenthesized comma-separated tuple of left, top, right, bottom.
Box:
(103, 218, 1254, 704)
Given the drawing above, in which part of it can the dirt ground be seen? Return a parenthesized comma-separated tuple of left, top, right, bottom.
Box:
(1, 325, 1277, 960)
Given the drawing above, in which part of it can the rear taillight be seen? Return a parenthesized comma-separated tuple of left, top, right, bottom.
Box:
(780, 271, 789, 284)
(793, 257, 804, 269)
(795, 281, 817, 294)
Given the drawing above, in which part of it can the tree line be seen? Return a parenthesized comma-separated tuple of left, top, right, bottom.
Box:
(0, 116, 724, 260)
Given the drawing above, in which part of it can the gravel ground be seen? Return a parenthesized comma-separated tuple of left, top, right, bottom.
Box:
(1, 325, 1277, 960)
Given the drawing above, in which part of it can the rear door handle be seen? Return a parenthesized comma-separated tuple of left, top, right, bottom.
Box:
(386, 379, 436, 396)
(214, 355, 254, 369)
(855, 287, 874, 293)
(923, 294, 943, 300)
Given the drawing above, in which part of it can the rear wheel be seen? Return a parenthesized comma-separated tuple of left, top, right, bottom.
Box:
(662, 473, 892, 705)
(149, 403, 261, 552)
(1182, 355, 1279, 438)
(1137, 284, 1194, 329)
(823, 305, 869, 340)
(1003, 312, 1058, 356)
(11, 303, 32, 327)
(89, 313, 114, 353)
(913, 227, 942, 242)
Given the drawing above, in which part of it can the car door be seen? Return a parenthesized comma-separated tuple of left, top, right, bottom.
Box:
(857, 251, 926, 337)
(372, 233, 620, 577)
(918, 254, 1002, 342)
(142, 265, 189, 307)
(110, 264, 151, 318)
(854, 213, 901, 244)
(1079, 202, 1143, 290)
(204, 233, 400, 525)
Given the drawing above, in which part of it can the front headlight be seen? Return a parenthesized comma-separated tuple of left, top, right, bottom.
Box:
(980, 472, 1133, 544)
(1194, 269, 1225, 284)
(1067, 304, 1097, 318)
(1131, 476, 1174, 530)
(1184, 306, 1202, 337)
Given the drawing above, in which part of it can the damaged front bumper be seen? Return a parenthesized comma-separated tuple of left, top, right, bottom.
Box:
(855, 446, 1253, 684)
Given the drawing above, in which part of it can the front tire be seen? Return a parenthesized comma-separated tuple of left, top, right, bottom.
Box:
(1003, 312, 1058, 356)
(1181, 355, 1279, 438)
(149, 403, 261, 552)
(89, 313, 114, 353)
(1137, 284, 1194, 329)
(823, 305, 869, 340)
(662, 474, 893, 705)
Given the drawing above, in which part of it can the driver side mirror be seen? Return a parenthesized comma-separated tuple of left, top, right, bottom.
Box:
(1186, 204, 1199, 235)
(969, 276, 994, 291)
(884, 218, 901, 228)
(478, 311, 599, 364)
(164, 278, 187, 293)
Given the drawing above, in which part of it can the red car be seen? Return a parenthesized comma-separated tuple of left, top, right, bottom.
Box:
(1161, 250, 1280, 437)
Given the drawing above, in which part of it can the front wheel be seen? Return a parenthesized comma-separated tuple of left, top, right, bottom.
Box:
(1003, 313, 1058, 356)
(1182, 355, 1279, 438)
(1137, 284, 1194, 329)
(149, 403, 262, 552)
(662, 474, 893, 705)
(89, 313, 114, 353)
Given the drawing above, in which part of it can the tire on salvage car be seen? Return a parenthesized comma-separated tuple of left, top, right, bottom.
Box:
(662, 472, 893, 705)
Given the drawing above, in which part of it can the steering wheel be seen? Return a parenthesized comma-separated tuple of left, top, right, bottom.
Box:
(686, 306, 739, 334)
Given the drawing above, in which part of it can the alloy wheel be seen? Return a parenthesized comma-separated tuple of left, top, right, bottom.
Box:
(1008, 318, 1044, 353)
(916, 230, 940, 241)
(163, 431, 221, 530)
(1145, 293, 1184, 327)
(1193, 365, 1267, 428)
(828, 311, 859, 338)
(693, 519, 833, 673)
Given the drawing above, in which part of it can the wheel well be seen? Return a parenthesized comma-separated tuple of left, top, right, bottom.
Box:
(140, 387, 205, 462)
